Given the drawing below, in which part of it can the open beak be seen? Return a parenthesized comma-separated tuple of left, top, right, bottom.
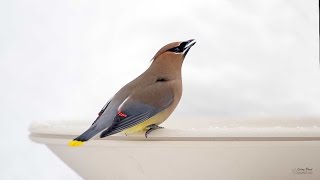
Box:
(182, 39, 196, 56)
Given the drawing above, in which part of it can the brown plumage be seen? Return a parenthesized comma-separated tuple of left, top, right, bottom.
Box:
(69, 39, 196, 146)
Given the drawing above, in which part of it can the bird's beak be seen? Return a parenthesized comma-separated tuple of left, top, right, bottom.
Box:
(182, 39, 196, 57)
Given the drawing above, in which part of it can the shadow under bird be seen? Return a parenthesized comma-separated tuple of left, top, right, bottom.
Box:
(69, 39, 196, 146)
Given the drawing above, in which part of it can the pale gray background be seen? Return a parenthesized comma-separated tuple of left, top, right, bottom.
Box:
(0, 0, 319, 179)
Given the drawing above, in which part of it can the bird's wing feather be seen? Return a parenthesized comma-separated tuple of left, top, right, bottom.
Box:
(100, 83, 174, 137)
(91, 97, 113, 125)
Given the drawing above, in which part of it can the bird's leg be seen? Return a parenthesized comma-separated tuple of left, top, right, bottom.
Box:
(145, 124, 164, 138)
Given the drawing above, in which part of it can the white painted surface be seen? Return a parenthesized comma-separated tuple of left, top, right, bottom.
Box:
(29, 118, 320, 180)
(30, 118, 320, 138)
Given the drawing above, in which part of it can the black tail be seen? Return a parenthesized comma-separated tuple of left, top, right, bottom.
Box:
(73, 125, 102, 142)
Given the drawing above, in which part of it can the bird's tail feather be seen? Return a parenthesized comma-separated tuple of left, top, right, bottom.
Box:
(68, 126, 101, 147)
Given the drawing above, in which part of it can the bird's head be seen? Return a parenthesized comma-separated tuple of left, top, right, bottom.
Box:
(151, 39, 196, 63)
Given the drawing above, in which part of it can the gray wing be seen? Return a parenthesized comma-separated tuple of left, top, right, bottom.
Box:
(91, 98, 113, 125)
(73, 98, 116, 142)
(100, 83, 174, 137)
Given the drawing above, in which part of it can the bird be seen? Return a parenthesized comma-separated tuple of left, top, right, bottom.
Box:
(68, 39, 196, 147)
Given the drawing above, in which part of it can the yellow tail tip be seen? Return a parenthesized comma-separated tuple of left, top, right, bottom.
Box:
(68, 140, 84, 147)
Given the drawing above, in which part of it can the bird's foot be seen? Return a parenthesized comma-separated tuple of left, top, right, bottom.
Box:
(145, 124, 164, 138)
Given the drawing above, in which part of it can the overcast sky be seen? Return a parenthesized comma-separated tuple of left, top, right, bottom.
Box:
(0, 0, 319, 179)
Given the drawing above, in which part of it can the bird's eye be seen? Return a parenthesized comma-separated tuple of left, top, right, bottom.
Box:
(168, 47, 181, 53)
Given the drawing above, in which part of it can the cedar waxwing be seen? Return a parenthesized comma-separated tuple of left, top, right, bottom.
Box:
(68, 39, 196, 146)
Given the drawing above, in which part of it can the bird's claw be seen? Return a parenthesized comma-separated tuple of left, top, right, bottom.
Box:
(145, 124, 164, 138)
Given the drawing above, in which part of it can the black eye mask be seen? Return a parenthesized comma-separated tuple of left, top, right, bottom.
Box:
(167, 46, 183, 53)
